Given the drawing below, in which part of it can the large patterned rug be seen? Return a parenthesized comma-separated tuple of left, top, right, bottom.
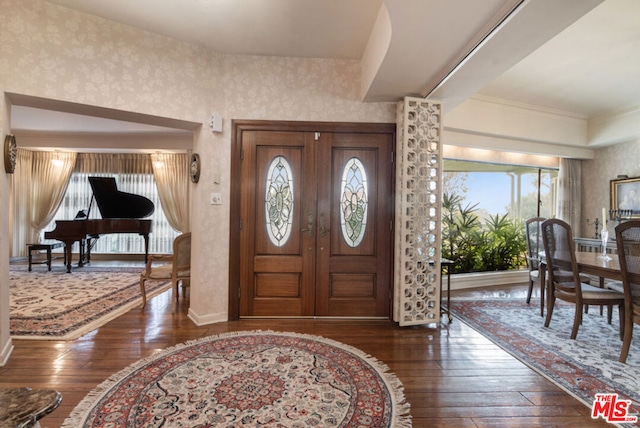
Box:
(63, 330, 412, 427)
(450, 299, 640, 427)
(10, 267, 170, 340)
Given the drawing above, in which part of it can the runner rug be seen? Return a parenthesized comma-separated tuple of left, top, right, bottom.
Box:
(63, 330, 412, 427)
(450, 300, 640, 427)
(10, 267, 170, 340)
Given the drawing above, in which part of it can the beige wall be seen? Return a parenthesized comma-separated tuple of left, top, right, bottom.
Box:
(0, 0, 396, 357)
(581, 139, 640, 238)
(1, 94, 11, 363)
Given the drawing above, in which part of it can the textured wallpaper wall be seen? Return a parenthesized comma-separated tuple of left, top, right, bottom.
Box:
(1, 0, 217, 121)
(0, 0, 396, 326)
(581, 139, 640, 238)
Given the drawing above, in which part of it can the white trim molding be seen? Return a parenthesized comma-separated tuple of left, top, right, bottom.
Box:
(188, 308, 228, 326)
(449, 269, 529, 291)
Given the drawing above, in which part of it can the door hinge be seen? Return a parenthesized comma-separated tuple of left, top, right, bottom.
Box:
(239, 218, 243, 230)
(240, 149, 244, 160)
(391, 151, 395, 163)
(314, 132, 320, 141)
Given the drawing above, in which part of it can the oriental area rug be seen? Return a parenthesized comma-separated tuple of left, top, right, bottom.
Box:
(450, 300, 640, 427)
(10, 267, 170, 340)
(63, 330, 412, 428)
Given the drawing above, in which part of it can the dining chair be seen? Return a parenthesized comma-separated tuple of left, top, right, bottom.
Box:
(528, 217, 591, 317)
(525, 217, 545, 312)
(541, 219, 624, 339)
(613, 220, 640, 363)
(139, 232, 191, 307)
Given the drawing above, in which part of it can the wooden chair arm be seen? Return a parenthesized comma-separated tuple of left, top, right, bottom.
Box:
(144, 254, 174, 274)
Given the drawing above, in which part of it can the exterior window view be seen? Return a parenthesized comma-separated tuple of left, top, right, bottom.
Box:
(442, 159, 558, 274)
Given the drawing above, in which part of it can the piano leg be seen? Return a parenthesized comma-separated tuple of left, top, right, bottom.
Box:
(85, 236, 99, 264)
(78, 239, 85, 267)
(143, 234, 150, 263)
(63, 240, 75, 273)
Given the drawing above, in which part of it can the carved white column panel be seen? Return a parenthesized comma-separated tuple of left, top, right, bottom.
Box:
(394, 97, 443, 326)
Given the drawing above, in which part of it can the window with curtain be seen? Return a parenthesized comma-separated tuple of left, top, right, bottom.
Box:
(44, 153, 179, 254)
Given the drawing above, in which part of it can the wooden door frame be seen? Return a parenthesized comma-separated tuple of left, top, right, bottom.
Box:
(229, 120, 396, 320)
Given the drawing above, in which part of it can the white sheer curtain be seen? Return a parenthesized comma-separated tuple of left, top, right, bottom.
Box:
(151, 153, 190, 232)
(49, 153, 180, 254)
(556, 158, 582, 235)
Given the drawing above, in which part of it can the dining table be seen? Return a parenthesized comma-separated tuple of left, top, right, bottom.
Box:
(574, 251, 622, 281)
(538, 251, 622, 317)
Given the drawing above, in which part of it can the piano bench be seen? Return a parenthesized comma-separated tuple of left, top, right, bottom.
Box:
(27, 242, 65, 272)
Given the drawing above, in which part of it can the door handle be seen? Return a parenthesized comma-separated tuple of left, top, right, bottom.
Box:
(301, 213, 314, 236)
(320, 213, 329, 237)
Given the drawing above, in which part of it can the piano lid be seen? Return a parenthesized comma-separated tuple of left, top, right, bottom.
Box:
(88, 177, 155, 219)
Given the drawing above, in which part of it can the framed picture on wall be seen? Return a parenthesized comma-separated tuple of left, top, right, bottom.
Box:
(610, 176, 640, 219)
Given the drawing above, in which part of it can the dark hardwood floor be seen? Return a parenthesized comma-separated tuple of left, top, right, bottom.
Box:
(1, 262, 609, 427)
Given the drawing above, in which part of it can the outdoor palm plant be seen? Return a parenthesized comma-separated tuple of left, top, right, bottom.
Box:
(442, 192, 527, 274)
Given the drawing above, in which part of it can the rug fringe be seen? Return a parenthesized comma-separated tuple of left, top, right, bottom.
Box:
(63, 329, 413, 427)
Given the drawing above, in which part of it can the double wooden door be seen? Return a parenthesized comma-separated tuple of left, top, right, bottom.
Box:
(235, 123, 394, 318)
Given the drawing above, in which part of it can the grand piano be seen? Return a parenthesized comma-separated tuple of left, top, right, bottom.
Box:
(45, 177, 154, 273)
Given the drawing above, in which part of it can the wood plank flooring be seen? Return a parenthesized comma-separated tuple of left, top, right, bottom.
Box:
(0, 266, 610, 427)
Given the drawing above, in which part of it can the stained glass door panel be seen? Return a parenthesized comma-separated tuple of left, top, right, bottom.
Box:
(239, 128, 393, 318)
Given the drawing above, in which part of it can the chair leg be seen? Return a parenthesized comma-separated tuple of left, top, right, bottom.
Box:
(570, 304, 582, 340)
(619, 316, 633, 363)
(139, 277, 148, 308)
(173, 279, 179, 302)
(540, 278, 545, 317)
(618, 304, 625, 341)
(526, 279, 533, 304)
(544, 294, 555, 328)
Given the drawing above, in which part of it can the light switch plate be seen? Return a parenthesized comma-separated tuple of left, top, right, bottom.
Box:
(210, 192, 222, 205)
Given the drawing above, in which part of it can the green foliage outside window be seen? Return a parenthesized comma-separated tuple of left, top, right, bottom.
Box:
(442, 192, 527, 274)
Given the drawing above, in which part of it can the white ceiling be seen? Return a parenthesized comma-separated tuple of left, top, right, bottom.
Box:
(476, 0, 640, 117)
(13, 0, 640, 134)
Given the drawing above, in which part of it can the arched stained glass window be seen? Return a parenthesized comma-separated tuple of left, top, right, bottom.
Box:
(340, 157, 368, 247)
(265, 156, 294, 247)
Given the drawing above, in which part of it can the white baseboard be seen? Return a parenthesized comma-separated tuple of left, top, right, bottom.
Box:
(448, 269, 529, 291)
(188, 308, 228, 326)
(0, 337, 14, 366)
